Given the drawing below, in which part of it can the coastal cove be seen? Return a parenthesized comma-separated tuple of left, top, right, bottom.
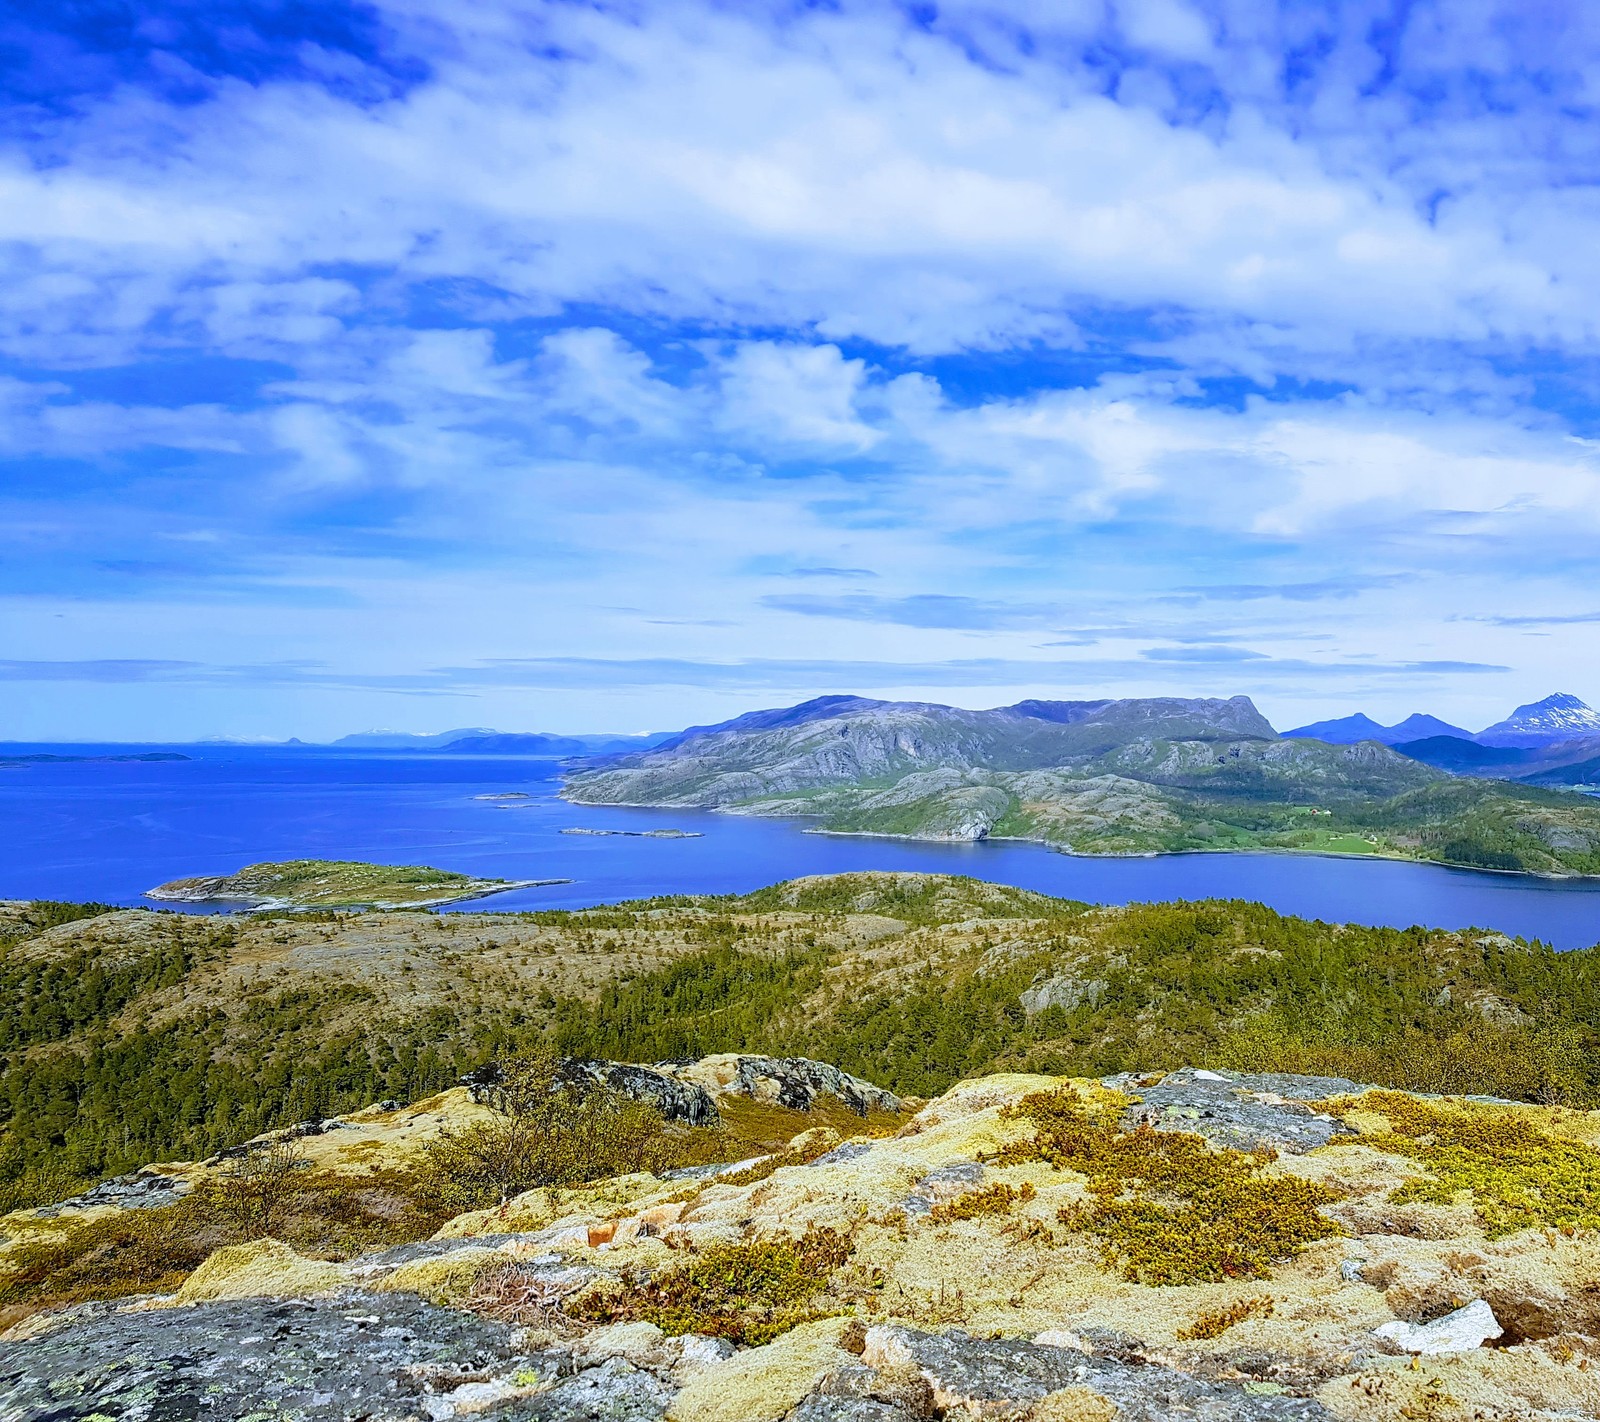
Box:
(2, 745, 1599, 948)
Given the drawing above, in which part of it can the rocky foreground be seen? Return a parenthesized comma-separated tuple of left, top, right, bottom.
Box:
(5, 1063, 1600, 1421)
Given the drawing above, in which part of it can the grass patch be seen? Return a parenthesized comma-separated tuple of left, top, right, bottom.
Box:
(572, 1227, 853, 1346)
(1320, 1091, 1600, 1237)
(994, 1088, 1341, 1285)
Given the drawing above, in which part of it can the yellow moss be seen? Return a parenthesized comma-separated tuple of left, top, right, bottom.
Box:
(173, 1238, 346, 1303)
(1321, 1091, 1600, 1238)
(666, 1316, 855, 1422)
(371, 1246, 505, 1305)
(928, 1181, 1036, 1224)
(1025, 1386, 1119, 1422)
(575, 1228, 852, 1346)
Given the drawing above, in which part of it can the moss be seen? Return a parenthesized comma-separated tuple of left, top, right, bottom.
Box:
(994, 1088, 1341, 1285)
(1320, 1090, 1600, 1238)
(1176, 1295, 1276, 1340)
(573, 1227, 852, 1346)
(175, 1238, 345, 1302)
(928, 1181, 1036, 1224)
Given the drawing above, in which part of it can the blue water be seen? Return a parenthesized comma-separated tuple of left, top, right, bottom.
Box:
(2, 745, 1599, 949)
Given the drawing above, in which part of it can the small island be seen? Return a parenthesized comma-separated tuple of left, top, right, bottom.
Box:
(145, 859, 567, 910)
(559, 827, 702, 838)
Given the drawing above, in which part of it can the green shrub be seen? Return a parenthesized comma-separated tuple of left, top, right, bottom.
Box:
(418, 1053, 678, 1210)
(995, 1088, 1340, 1285)
(574, 1227, 852, 1345)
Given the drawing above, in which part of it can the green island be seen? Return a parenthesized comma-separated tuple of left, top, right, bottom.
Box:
(145, 859, 565, 910)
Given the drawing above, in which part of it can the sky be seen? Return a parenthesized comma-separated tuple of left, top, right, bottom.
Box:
(3, 0, 1600, 741)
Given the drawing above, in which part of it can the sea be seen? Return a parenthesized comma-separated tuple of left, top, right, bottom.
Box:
(3, 744, 1599, 949)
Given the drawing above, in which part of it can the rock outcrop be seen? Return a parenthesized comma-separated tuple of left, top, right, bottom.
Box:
(7, 1065, 1600, 1422)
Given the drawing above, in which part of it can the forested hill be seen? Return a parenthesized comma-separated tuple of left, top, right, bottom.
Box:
(3, 873, 1598, 1215)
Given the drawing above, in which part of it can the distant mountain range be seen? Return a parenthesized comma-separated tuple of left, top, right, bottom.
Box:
(328, 728, 671, 755)
(1285, 693, 1600, 748)
(565, 692, 1600, 877)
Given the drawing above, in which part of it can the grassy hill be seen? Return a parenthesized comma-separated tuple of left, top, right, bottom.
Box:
(3, 873, 1598, 1214)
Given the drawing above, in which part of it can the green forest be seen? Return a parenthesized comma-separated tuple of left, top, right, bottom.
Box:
(3, 880, 1598, 1214)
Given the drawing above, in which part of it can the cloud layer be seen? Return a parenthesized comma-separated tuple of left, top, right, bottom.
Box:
(1, 0, 1598, 738)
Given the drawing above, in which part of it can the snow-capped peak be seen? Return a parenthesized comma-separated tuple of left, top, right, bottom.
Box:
(1477, 693, 1600, 744)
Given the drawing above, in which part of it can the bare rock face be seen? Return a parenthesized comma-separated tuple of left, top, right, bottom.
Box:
(1104, 1066, 1364, 1154)
(663, 1055, 904, 1117)
(859, 1327, 1333, 1420)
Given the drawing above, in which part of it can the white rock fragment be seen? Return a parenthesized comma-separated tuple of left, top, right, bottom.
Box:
(1374, 1300, 1503, 1354)
(1033, 1329, 1091, 1353)
(1193, 1070, 1233, 1082)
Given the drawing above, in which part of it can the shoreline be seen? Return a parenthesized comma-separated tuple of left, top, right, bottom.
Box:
(559, 790, 1600, 883)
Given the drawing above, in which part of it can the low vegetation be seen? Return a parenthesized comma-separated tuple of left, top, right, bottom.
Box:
(575, 1228, 854, 1346)
(1321, 1090, 1600, 1237)
(418, 1054, 680, 1210)
(4, 875, 1600, 1213)
(995, 1088, 1342, 1284)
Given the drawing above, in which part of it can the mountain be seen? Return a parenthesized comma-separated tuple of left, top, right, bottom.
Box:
(442, 731, 674, 756)
(566, 693, 1600, 874)
(1283, 711, 1471, 745)
(1476, 692, 1600, 746)
(330, 727, 496, 749)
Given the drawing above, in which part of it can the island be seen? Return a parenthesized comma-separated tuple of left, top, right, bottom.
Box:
(145, 858, 567, 910)
(559, 827, 702, 838)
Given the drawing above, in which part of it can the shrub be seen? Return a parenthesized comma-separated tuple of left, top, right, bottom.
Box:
(419, 1053, 678, 1210)
(928, 1181, 1036, 1224)
(1320, 1091, 1600, 1237)
(574, 1227, 853, 1346)
(192, 1139, 308, 1235)
(994, 1088, 1340, 1285)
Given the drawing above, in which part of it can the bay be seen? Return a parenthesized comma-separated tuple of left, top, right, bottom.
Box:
(2, 744, 1599, 949)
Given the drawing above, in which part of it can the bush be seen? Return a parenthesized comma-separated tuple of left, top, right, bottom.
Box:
(995, 1088, 1340, 1285)
(419, 1053, 678, 1210)
(574, 1227, 853, 1346)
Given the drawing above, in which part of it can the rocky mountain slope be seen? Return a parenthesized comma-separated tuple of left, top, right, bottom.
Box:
(565, 697, 1600, 875)
(6, 1062, 1600, 1422)
(1478, 693, 1600, 745)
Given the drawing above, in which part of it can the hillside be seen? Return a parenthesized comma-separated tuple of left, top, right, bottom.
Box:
(566, 697, 1600, 876)
(4, 874, 1599, 1219)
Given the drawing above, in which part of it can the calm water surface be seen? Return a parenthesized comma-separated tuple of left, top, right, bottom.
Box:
(3, 745, 1599, 949)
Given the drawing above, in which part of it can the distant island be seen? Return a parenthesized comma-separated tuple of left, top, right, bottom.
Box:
(145, 859, 567, 910)
(565, 693, 1600, 878)
(559, 827, 702, 838)
(0, 752, 190, 766)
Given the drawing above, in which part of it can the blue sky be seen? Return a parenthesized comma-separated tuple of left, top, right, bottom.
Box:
(3, 0, 1599, 740)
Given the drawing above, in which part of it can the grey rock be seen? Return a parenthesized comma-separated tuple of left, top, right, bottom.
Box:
(705, 1056, 903, 1116)
(789, 1364, 932, 1422)
(1105, 1067, 1364, 1154)
(461, 1059, 718, 1126)
(899, 1161, 983, 1217)
(0, 1292, 551, 1422)
(1019, 972, 1105, 1017)
(864, 1326, 1332, 1420)
(31, 1169, 190, 1217)
(505, 1357, 672, 1422)
(809, 1141, 875, 1168)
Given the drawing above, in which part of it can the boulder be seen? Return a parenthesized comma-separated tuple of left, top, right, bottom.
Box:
(1105, 1067, 1362, 1154)
(1373, 1300, 1504, 1355)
